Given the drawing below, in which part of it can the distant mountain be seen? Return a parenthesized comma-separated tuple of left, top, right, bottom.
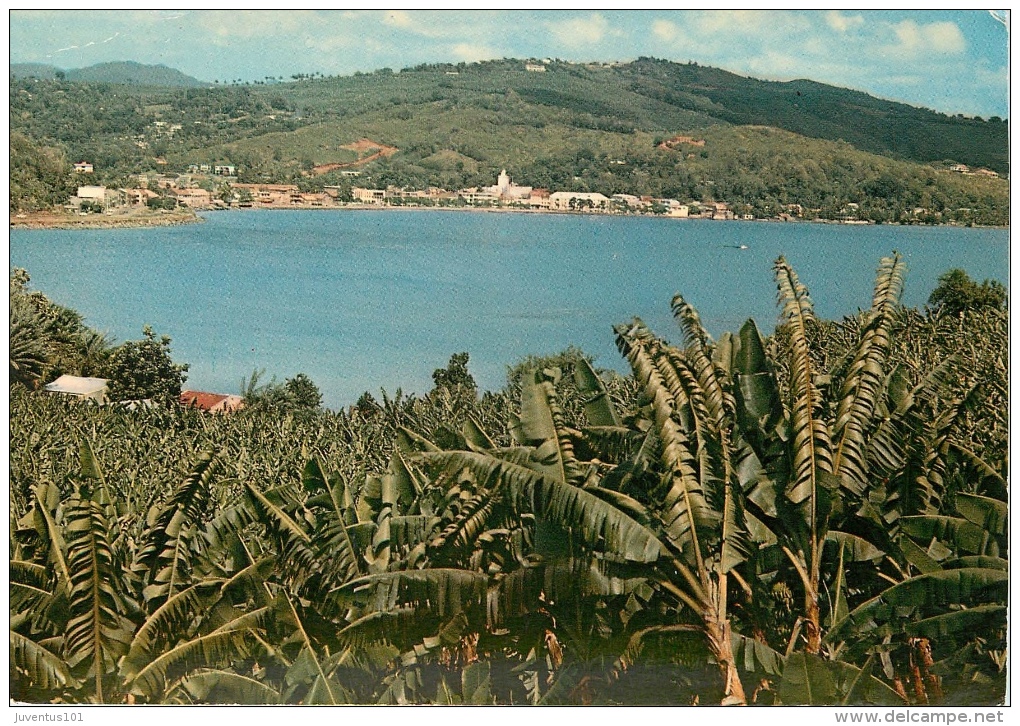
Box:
(11, 61, 208, 87)
(10, 63, 61, 80)
(66, 61, 209, 87)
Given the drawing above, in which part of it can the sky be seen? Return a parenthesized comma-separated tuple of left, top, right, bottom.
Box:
(8, 9, 1010, 118)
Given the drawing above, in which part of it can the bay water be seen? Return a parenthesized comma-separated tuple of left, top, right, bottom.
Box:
(9, 210, 1008, 409)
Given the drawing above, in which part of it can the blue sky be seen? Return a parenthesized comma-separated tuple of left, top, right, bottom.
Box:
(9, 9, 1010, 118)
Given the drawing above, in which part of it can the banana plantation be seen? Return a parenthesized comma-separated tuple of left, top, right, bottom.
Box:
(10, 254, 1008, 705)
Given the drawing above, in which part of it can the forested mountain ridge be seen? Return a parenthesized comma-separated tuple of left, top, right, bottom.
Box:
(9, 57, 1008, 222)
(615, 58, 1007, 174)
(11, 60, 208, 87)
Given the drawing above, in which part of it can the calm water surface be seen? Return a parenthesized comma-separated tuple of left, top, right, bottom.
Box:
(10, 210, 1009, 409)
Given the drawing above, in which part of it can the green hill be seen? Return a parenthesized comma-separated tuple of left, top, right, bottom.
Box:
(66, 61, 208, 87)
(8, 57, 1008, 223)
(11, 60, 208, 87)
(10, 62, 61, 80)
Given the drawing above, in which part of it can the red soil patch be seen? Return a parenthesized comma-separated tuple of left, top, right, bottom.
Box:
(312, 138, 399, 175)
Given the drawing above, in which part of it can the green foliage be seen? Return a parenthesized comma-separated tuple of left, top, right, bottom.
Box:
(104, 326, 189, 405)
(431, 352, 476, 395)
(9, 288, 51, 388)
(928, 269, 1007, 315)
(8, 254, 1008, 706)
(10, 131, 75, 212)
(9, 269, 113, 386)
(241, 370, 323, 413)
(146, 196, 178, 211)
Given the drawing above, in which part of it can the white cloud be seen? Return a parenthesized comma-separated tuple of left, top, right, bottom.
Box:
(890, 20, 966, 56)
(746, 52, 807, 77)
(548, 13, 611, 46)
(194, 10, 319, 40)
(651, 19, 678, 41)
(450, 43, 498, 63)
(825, 11, 864, 33)
(694, 10, 807, 37)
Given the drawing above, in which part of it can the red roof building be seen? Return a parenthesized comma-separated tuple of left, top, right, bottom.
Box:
(179, 390, 244, 413)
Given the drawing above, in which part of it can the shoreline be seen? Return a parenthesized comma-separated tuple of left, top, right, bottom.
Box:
(10, 210, 203, 230)
(9, 204, 1006, 230)
(204, 204, 1010, 229)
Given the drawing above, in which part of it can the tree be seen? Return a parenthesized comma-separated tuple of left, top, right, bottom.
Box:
(241, 369, 322, 412)
(104, 326, 189, 405)
(10, 132, 75, 212)
(9, 289, 50, 388)
(431, 352, 476, 395)
(146, 196, 177, 211)
(284, 373, 323, 409)
(9, 269, 112, 384)
(927, 269, 1006, 316)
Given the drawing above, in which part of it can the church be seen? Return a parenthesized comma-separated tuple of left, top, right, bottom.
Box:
(486, 169, 532, 200)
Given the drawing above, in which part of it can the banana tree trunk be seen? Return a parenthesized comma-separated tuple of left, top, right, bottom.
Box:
(705, 614, 746, 705)
(804, 594, 822, 654)
(783, 546, 822, 655)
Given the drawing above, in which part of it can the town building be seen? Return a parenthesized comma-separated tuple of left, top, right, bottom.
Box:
(73, 162, 94, 174)
(709, 202, 734, 220)
(232, 183, 301, 206)
(75, 186, 107, 202)
(352, 187, 388, 204)
(459, 189, 500, 205)
(67, 185, 123, 210)
(611, 193, 643, 209)
(526, 189, 551, 209)
(548, 192, 609, 211)
(180, 390, 244, 413)
(174, 188, 214, 208)
(122, 188, 160, 206)
(485, 170, 532, 201)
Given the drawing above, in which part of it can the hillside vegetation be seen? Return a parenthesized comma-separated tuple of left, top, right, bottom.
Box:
(9, 57, 1008, 223)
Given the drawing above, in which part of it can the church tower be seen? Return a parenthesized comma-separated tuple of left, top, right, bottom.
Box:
(497, 169, 511, 196)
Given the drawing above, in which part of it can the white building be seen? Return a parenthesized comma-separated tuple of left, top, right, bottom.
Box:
(611, 193, 643, 209)
(486, 170, 532, 200)
(548, 192, 609, 211)
(76, 186, 107, 201)
(44, 375, 109, 404)
(352, 188, 387, 203)
(460, 189, 500, 205)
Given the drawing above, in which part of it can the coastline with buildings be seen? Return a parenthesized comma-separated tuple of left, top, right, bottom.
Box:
(14, 164, 1000, 230)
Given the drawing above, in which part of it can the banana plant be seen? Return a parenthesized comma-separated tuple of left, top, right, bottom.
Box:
(11, 445, 273, 703)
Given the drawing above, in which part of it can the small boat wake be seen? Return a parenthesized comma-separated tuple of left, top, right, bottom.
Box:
(724, 244, 749, 250)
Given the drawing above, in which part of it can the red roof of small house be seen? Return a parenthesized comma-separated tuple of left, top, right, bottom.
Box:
(180, 390, 244, 413)
(180, 391, 228, 410)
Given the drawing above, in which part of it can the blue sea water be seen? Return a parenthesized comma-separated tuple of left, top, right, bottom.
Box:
(9, 210, 1009, 409)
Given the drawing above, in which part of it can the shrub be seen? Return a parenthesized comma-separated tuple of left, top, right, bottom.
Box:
(928, 268, 1007, 315)
(104, 326, 189, 405)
